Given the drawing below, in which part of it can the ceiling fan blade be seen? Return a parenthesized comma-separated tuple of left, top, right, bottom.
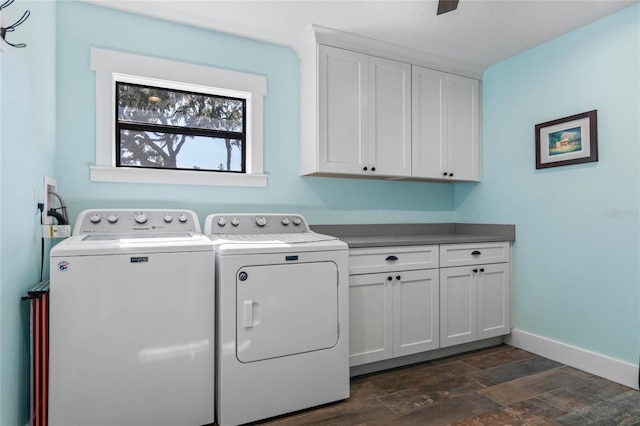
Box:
(437, 0, 459, 15)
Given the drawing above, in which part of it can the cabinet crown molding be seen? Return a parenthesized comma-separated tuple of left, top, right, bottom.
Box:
(296, 24, 485, 80)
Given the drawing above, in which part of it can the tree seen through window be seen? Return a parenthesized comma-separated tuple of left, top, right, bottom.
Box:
(116, 82, 246, 172)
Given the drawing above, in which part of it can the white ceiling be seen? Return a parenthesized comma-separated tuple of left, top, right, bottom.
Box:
(87, 0, 638, 70)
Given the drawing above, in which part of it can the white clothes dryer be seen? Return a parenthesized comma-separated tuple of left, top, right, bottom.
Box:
(49, 209, 214, 426)
(205, 214, 349, 426)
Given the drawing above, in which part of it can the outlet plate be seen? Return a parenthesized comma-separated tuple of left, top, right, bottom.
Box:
(43, 176, 57, 225)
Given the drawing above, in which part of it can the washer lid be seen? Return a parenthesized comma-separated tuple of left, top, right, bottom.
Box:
(50, 232, 214, 256)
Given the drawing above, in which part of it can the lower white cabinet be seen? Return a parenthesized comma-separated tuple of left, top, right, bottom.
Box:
(348, 241, 512, 367)
(440, 262, 511, 348)
(349, 269, 439, 366)
(348, 246, 439, 367)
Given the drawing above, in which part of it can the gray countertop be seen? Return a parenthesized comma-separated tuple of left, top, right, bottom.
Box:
(309, 223, 515, 248)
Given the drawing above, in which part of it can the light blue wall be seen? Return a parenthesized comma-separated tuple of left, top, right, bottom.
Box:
(2, 1, 637, 424)
(0, 1, 57, 424)
(456, 4, 640, 365)
(55, 1, 455, 227)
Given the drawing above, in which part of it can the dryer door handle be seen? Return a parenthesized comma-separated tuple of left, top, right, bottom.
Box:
(243, 300, 254, 328)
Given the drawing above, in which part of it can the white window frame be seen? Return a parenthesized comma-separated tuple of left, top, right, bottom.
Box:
(90, 47, 268, 187)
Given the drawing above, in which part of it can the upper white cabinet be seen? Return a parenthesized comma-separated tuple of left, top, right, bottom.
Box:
(300, 29, 481, 182)
(447, 74, 481, 181)
(315, 46, 368, 175)
(412, 67, 480, 181)
(305, 45, 411, 177)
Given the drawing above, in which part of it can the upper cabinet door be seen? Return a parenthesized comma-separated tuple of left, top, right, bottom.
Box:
(411, 66, 447, 179)
(411, 67, 480, 181)
(318, 45, 369, 174)
(447, 74, 480, 181)
(368, 56, 412, 177)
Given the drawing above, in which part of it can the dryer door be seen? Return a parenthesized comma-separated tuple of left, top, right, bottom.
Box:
(236, 261, 339, 363)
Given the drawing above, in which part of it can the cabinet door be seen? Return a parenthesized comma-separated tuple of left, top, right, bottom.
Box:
(349, 272, 393, 366)
(393, 269, 440, 357)
(477, 263, 511, 340)
(411, 66, 447, 179)
(440, 266, 477, 347)
(447, 74, 480, 181)
(318, 45, 368, 174)
(369, 56, 412, 176)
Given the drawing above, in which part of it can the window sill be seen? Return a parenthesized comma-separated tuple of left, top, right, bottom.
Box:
(90, 166, 268, 187)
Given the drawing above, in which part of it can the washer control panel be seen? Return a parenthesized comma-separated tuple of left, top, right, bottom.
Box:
(74, 209, 200, 234)
(205, 214, 309, 235)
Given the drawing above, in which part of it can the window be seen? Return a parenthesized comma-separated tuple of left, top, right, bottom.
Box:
(90, 48, 267, 187)
(116, 82, 246, 173)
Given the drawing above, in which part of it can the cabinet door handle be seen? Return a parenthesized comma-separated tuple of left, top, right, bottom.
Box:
(396, 275, 401, 281)
(473, 268, 478, 273)
(363, 166, 368, 171)
(480, 268, 485, 273)
(442, 172, 448, 176)
(385, 255, 398, 262)
(471, 250, 481, 256)
(371, 167, 376, 171)
(449, 173, 454, 177)
(387, 276, 393, 281)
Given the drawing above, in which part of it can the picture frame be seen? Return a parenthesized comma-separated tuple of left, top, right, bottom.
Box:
(535, 110, 598, 169)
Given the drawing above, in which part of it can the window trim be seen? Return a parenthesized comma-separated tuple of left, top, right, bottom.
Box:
(90, 47, 268, 187)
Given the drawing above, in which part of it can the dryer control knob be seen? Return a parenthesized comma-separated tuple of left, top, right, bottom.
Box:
(163, 214, 173, 223)
(178, 214, 188, 223)
(293, 217, 302, 226)
(89, 214, 102, 224)
(255, 216, 267, 227)
(217, 217, 227, 227)
(107, 214, 119, 223)
(231, 217, 240, 226)
(134, 212, 148, 224)
(281, 218, 290, 226)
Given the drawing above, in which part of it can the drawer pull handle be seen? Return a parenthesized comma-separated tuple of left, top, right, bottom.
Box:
(471, 250, 481, 256)
(385, 255, 398, 262)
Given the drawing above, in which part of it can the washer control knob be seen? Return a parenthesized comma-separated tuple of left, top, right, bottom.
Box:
(217, 217, 227, 227)
(134, 212, 148, 224)
(231, 217, 240, 227)
(107, 214, 119, 223)
(89, 214, 102, 224)
(281, 218, 290, 226)
(293, 217, 302, 226)
(255, 216, 267, 227)
(163, 214, 173, 223)
(178, 213, 188, 223)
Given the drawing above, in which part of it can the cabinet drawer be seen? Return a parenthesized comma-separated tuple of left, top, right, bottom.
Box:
(439, 242, 510, 267)
(349, 245, 438, 274)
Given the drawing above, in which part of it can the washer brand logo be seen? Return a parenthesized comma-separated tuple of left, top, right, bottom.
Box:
(57, 261, 70, 272)
(238, 271, 248, 281)
(131, 256, 149, 263)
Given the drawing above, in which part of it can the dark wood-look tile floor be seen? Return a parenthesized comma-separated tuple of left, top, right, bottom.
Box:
(256, 344, 640, 426)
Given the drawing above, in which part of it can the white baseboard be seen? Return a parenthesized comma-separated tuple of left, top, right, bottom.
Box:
(505, 329, 639, 390)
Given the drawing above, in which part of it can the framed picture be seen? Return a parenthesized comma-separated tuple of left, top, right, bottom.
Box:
(535, 110, 598, 169)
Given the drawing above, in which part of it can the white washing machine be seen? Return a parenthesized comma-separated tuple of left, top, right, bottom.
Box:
(49, 209, 214, 426)
(205, 213, 349, 426)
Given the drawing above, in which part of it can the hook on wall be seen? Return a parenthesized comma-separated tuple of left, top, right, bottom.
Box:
(1, 0, 30, 48)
